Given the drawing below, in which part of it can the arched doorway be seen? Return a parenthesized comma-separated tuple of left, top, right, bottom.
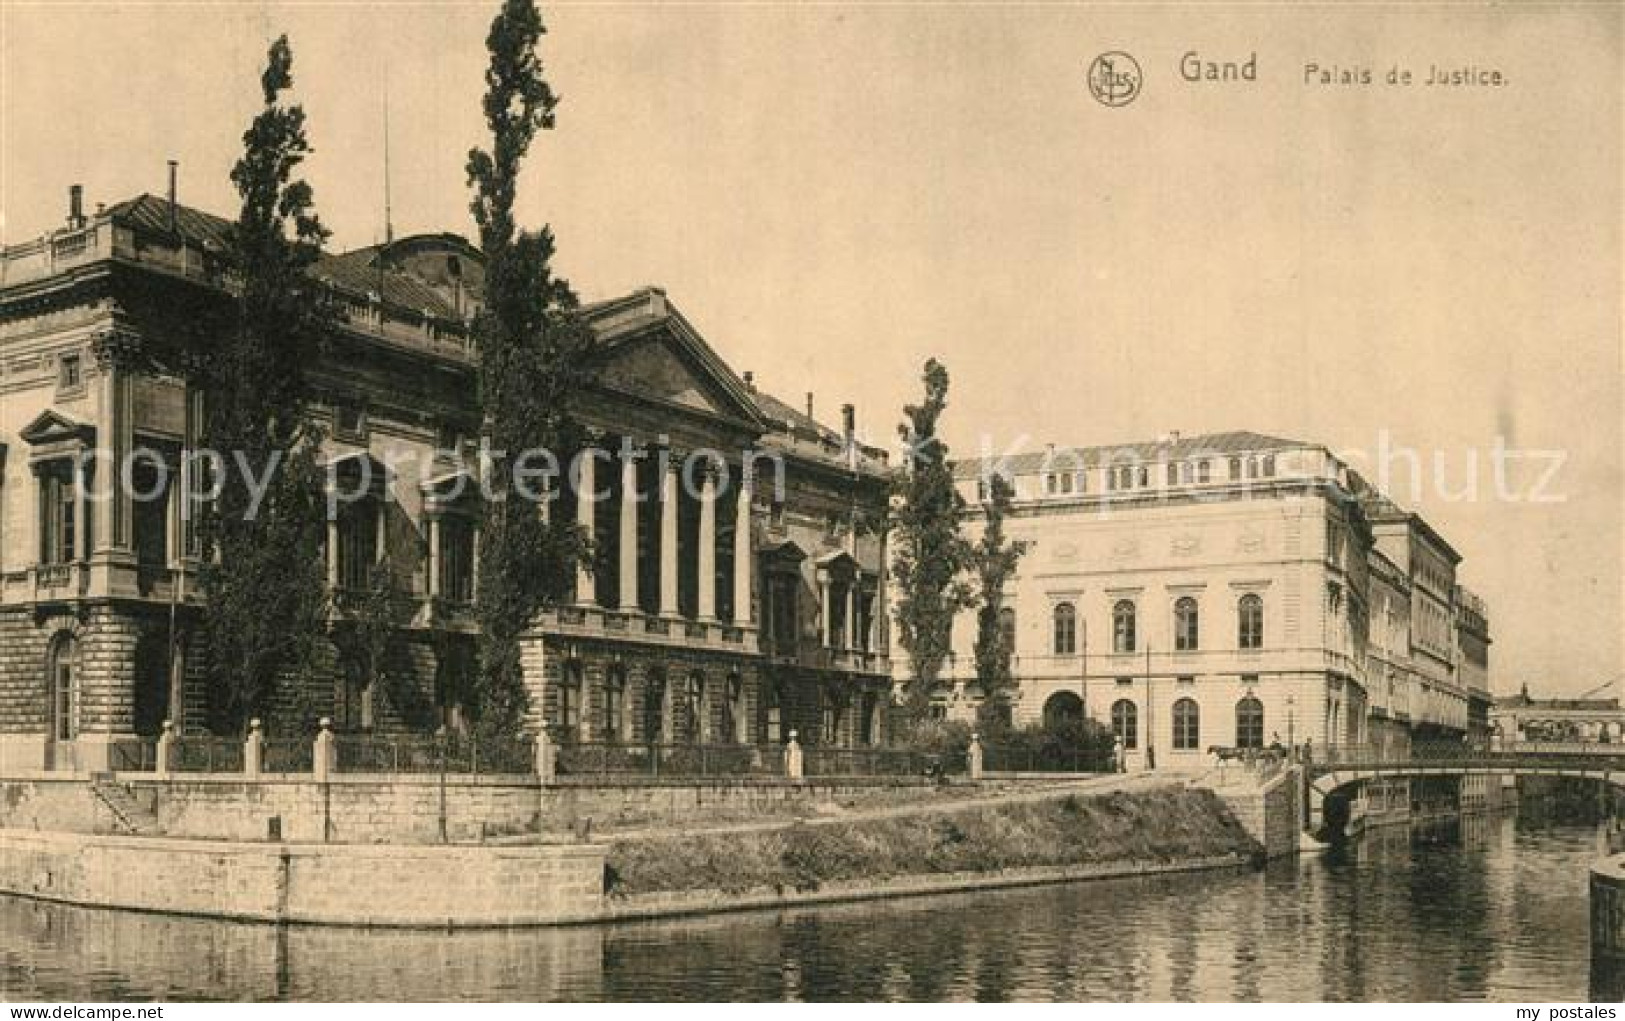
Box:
(132, 631, 173, 738)
(45, 633, 80, 771)
(1042, 690, 1084, 729)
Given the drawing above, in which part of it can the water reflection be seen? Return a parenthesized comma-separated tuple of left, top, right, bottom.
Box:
(0, 816, 1608, 1001)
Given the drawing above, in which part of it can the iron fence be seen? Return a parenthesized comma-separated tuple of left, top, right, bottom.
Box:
(330, 734, 534, 775)
(979, 744, 1109, 774)
(803, 745, 955, 778)
(171, 737, 246, 773)
(108, 738, 158, 772)
(555, 742, 784, 779)
(261, 738, 315, 773)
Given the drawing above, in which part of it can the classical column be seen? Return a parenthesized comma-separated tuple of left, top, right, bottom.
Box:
(575, 449, 596, 606)
(732, 466, 754, 627)
(426, 515, 441, 599)
(659, 455, 679, 617)
(696, 462, 717, 621)
(326, 516, 339, 589)
(818, 573, 832, 647)
(73, 456, 89, 562)
(846, 583, 858, 651)
(375, 499, 387, 564)
(618, 446, 639, 613)
(91, 350, 133, 556)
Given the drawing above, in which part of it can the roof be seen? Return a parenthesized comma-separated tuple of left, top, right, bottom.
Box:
(1495, 694, 1621, 712)
(750, 388, 843, 446)
(105, 194, 463, 322)
(951, 430, 1305, 480)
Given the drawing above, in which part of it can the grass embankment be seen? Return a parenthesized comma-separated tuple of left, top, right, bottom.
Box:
(604, 786, 1258, 898)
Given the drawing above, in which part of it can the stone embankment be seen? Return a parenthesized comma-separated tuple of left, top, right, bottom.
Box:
(0, 772, 1280, 928)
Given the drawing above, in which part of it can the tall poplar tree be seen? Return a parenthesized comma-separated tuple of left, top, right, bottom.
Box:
(890, 358, 974, 717)
(465, 0, 594, 737)
(971, 473, 1024, 728)
(197, 36, 332, 732)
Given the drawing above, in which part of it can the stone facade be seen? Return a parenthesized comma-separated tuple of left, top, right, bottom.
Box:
(0, 189, 893, 770)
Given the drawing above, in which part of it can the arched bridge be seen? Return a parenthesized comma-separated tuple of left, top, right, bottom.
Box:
(1310, 742, 1625, 795)
(1304, 742, 1625, 833)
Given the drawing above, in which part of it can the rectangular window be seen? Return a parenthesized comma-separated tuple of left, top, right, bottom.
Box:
(131, 454, 171, 567)
(337, 502, 378, 591)
(57, 353, 82, 391)
(40, 469, 79, 565)
(438, 517, 475, 603)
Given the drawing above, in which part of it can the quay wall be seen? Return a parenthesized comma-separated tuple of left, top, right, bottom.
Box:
(0, 828, 607, 926)
(0, 774, 937, 844)
(1209, 766, 1303, 859)
(1593, 855, 1625, 960)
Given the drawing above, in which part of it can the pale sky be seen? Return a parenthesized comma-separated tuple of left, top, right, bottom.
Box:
(1, 1, 1619, 697)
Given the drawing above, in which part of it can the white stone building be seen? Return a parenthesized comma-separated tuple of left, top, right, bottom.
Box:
(938, 431, 1490, 771)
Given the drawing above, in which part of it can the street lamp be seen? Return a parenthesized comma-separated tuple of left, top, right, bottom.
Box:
(1287, 693, 1296, 757)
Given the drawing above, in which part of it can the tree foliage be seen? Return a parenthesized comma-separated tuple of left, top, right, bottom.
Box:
(197, 35, 332, 733)
(465, 0, 594, 737)
(890, 358, 974, 717)
(971, 473, 1024, 729)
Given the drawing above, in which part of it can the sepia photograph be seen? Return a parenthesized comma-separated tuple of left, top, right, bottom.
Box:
(0, 0, 1620, 1007)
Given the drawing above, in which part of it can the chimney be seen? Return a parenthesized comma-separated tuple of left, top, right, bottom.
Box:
(167, 160, 179, 235)
(841, 404, 857, 468)
(67, 185, 85, 229)
(805, 392, 814, 419)
(1166, 430, 1182, 445)
(742, 371, 755, 392)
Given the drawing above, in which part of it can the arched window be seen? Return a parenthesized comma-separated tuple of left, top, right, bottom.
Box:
(643, 669, 667, 745)
(604, 665, 627, 743)
(1174, 597, 1199, 651)
(1173, 698, 1200, 750)
(998, 606, 1017, 656)
(685, 672, 706, 744)
(1052, 602, 1077, 655)
(721, 673, 744, 744)
(48, 633, 80, 745)
(1042, 691, 1084, 729)
(1112, 600, 1137, 653)
(1111, 699, 1138, 750)
(1238, 594, 1264, 650)
(558, 661, 583, 743)
(762, 678, 785, 744)
(1236, 696, 1264, 749)
(821, 686, 846, 746)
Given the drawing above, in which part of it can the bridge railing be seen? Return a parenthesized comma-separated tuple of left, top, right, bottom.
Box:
(1311, 740, 1625, 772)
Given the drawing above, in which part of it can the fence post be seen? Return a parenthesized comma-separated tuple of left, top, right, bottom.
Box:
(968, 731, 984, 780)
(313, 717, 334, 782)
(786, 730, 804, 780)
(244, 718, 263, 777)
(534, 728, 556, 782)
(154, 719, 175, 779)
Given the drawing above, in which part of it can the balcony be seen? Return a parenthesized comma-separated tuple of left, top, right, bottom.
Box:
(31, 562, 88, 601)
(539, 604, 761, 655)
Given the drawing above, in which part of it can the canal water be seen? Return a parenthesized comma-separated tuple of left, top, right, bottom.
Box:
(1, 814, 1618, 1002)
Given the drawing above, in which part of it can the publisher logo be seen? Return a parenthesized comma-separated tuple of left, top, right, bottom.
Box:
(1087, 51, 1142, 107)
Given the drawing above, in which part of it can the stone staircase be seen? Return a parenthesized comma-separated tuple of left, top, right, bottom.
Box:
(89, 775, 161, 836)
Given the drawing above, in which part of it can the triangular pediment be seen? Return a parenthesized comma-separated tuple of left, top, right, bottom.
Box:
(19, 409, 95, 447)
(598, 334, 734, 416)
(587, 290, 769, 432)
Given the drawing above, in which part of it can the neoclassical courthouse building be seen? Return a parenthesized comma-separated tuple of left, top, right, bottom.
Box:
(945, 432, 1493, 771)
(0, 187, 892, 771)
